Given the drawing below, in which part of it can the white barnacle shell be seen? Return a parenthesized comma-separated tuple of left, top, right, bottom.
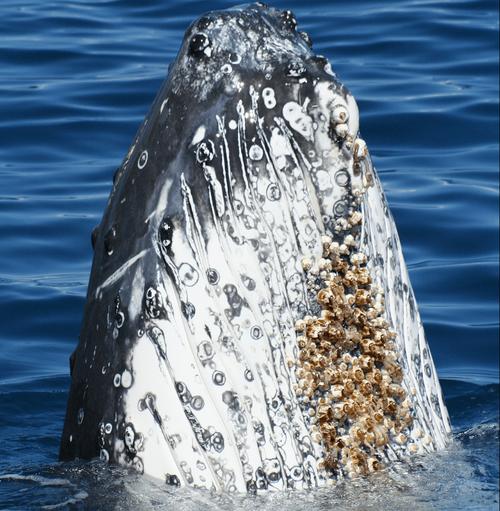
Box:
(335, 123, 349, 138)
(301, 257, 313, 271)
(318, 258, 331, 271)
(350, 211, 363, 225)
(350, 252, 367, 265)
(321, 235, 332, 246)
(396, 433, 407, 445)
(331, 104, 349, 124)
(353, 138, 368, 160)
(409, 443, 419, 454)
(329, 241, 340, 254)
(344, 234, 356, 246)
(339, 244, 350, 255)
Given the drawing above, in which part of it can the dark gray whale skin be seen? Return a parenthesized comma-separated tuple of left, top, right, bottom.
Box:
(60, 3, 320, 463)
(59, 3, 449, 493)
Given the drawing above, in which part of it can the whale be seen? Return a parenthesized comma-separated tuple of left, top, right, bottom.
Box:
(59, 3, 451, 493)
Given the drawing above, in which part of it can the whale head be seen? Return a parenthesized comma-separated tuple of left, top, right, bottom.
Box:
(60, 3, 450, 493)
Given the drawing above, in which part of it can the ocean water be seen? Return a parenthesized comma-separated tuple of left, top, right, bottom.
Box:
(0, 0, 498, 509)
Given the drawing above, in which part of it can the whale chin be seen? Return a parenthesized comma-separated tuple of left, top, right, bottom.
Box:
(59, 3, 450, 493)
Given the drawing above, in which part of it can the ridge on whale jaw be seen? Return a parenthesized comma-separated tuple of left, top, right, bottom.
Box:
(60, 3, 451, 493)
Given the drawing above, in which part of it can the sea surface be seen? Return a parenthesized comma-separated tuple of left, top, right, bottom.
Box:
(0, 0, 498, 509)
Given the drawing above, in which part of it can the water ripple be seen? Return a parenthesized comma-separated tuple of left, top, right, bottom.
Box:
(0, 0, 497, 508)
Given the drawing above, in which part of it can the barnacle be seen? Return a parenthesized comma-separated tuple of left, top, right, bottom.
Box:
(293, 195, 417, 478)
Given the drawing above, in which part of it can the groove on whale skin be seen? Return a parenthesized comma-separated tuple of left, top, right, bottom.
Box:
(59, 3, 451, 493)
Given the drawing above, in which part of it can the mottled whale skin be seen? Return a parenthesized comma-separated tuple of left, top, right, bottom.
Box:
(60, 3, 450, 493)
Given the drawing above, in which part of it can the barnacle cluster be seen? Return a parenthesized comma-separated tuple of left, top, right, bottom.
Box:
(293, 212, 416, 478)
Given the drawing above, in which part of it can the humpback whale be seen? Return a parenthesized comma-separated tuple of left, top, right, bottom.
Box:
(60, 3, 451, 492)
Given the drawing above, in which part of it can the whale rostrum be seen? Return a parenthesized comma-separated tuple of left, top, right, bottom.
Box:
(60, 3, 451, 493)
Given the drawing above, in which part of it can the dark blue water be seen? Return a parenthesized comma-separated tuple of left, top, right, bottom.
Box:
(0, 0, 498, 509)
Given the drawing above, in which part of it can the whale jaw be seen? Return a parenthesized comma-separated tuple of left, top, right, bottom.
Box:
(59, 3, 450, 493)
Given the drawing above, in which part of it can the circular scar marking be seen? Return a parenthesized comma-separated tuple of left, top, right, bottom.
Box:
(115, 311, 125, 328)
(228, 120, 237, 130)
(233, 199, 244, 216)
(335, 169, 350, 187)
(213, 370, 226, 385)
(178, 262, 199, 287)
(262, 87, 276, 109)
(121, 370, 132, 388)
(206, 268, 220, 285)
(191, 395, 204, 410)
(113, 374, 121, 387)
(137, 150, 148, 169)
(229, 52, 241, 64)
(250, 326, 263, 339)
(249, 144, 263, 161)
(333, 200, 348, 217)
(197, 341, 214, 363)
(266, 183, 281, 201)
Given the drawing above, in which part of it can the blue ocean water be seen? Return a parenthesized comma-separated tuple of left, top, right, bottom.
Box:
(0, 0, 498, 509)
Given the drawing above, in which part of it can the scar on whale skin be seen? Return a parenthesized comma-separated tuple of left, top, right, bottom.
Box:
(59, 3, 451, 493)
